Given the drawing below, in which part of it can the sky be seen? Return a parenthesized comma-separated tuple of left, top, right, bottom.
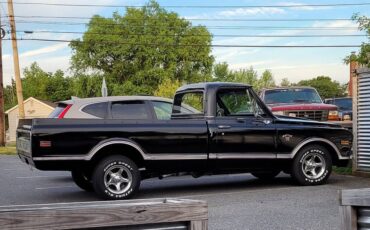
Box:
(0, 0, 369, 86)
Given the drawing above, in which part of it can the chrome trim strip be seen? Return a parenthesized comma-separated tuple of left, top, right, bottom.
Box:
(33, 153, 208, 161)
(146, 154, 207, 160)
(33, 156, 86, 161)
(209, 153, 276, 159)
(279, 137, 350, 160)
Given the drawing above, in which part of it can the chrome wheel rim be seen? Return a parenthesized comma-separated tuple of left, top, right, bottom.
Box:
(104, 165, 132, 195)
(301, 152, 326, 180)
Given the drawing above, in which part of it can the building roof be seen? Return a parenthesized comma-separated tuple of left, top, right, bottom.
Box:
(5, 97, 56, 114)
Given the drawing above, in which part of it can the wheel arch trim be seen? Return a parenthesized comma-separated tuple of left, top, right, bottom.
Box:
(87, 138, 148, 161)
(277, 137, 349, 160)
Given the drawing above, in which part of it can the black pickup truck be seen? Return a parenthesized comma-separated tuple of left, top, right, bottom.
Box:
(17, 82, 352, 200)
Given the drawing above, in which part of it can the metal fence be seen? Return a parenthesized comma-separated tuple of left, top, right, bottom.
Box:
(353, 68, 370, 172)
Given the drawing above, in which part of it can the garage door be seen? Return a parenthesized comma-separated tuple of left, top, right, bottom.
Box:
(357, 71, 370, 171)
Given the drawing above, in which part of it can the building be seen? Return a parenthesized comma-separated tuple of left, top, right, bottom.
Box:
(5, 97, 56, 142)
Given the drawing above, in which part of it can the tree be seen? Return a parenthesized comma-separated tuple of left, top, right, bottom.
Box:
(234, 67, 260, 90)
(154, 78, 182, 98)
(298, 76, 346, 98)
(258, 70, 275, 89)
(344, 14, 370, 66)
(280, 78, 290, 87)
(22, 62, 74, 102)
(70, 0, 214, 95)
(4, 79, 17, 111)
(213, 62, 235, 82)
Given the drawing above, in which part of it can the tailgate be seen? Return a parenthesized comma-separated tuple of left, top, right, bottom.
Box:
(16, 119, 32, 159)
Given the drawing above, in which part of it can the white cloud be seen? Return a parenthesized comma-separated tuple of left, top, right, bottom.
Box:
(20, 43, 68, 58)
(3, 55, 70, 85)
(229, 60, 276, 70)
(278, 2, 331, 11)
(219, 7, 285, 17)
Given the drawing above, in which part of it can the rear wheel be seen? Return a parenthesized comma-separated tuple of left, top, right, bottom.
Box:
(71, 170, 93, 192)
(92, 155, 141, 200)
(291, 144, 332, 185)
(251, 170, 280, 180)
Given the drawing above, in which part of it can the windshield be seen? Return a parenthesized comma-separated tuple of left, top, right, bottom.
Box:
(326, 98, 352, 110)
(264, 88, 322, 104)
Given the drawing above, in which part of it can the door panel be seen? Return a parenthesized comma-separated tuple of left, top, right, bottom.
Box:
(209, 117, 276, 156)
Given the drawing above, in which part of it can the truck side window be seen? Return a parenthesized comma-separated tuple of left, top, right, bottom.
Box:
(111, 101, 149, 119)
(217, 88, 260, 116)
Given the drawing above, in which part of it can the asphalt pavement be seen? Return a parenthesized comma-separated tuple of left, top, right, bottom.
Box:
(1, 155, 370, 230)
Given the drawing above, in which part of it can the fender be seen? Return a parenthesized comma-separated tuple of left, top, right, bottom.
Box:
(277, 137, 350, 160)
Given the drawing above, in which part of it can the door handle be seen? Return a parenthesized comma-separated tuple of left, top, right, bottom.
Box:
(217, 125, 231, 129)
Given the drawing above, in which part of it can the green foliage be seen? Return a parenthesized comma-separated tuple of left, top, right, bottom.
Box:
(297, 76, 346, 99)
(258, 70, 276, 89)
(280, 78, 291, 87)
(154, 78, 182, 98)
(4, 80, 17, 111)
(344, 14, 370, 66)
(213, 62, 235, 82)
(70, 0, 214, 95)
(212, 63, 275, 91)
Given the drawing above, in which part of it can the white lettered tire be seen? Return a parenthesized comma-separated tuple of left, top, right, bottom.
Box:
(92, 155, 141, 200)
(291, 144, 332, 186)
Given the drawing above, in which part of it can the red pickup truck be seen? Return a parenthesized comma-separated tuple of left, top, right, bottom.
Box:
(259, 87, 339, 121)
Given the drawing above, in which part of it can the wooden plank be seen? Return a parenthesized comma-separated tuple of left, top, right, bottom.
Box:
(353, 70, 358, 173)
(190, 220, 208, 230)
(341, 189, 370, 206)
(0, 198, 208, 230)
(339, 206, 357, 230)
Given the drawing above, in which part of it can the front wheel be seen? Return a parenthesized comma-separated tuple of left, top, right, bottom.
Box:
(291, 145, 332, 186)
(92, 155, 141, 200)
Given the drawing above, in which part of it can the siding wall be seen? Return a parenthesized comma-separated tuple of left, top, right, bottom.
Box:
(7, 98, 54, 142)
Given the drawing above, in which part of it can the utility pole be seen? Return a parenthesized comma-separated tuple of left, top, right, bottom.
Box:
(0, 13, 5, 146)
(7, 0, 24, 119)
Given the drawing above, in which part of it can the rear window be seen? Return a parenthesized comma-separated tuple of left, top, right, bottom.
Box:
(48, 104, 67, 118)
(81, 102, 108, 118)
(111, 101, 149, 119)
(173, 91, 204, 115)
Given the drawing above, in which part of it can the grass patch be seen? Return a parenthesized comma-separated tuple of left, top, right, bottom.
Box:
(0, 146, 16, 155)
(332, 166, 352, 175)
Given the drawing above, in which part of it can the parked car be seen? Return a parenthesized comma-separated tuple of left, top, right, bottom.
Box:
(324, 97, 352, 121)
(17, 82, 352, 200)
(48, 96, 176, 120)
(260, 87, 339, 121)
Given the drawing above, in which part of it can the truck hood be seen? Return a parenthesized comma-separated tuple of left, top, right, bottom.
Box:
(275, 115, 341, 127)
(269, 103, 337, 111)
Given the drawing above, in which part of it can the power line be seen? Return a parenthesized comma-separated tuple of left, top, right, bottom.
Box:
(12, 20, 360, 30)
(2, 38, 362, 48)
(1, 2, 370, 8)
(16, 30, 367, 38)
(0, 15, 356, 22)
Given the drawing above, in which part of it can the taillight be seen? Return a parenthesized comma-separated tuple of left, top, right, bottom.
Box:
(58, 104, 72, 119)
